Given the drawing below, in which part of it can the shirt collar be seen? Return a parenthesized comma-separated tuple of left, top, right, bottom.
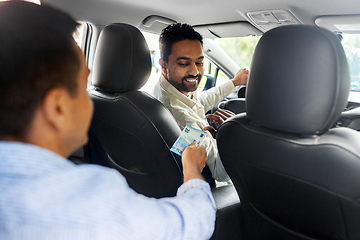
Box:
(159, 74, 198, 108)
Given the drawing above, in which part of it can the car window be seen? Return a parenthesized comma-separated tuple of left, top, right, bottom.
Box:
(73, 22, 87, 52)
(141, 31, 161, 93)
(196, 58, 230, 93)
(72, 21, 93, 87)
(340, 33, 360, 92)
(214, 36, 261, 69)
(338, 33, 360, 103)
(212, 36, 260, 87)
(199, 35, 260, 90)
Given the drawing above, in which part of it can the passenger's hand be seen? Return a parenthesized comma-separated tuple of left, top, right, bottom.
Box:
(231, 68, 249, 86)
(182, 142, 207, 183)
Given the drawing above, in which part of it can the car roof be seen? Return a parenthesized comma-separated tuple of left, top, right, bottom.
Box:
(43, 0, 360, 36)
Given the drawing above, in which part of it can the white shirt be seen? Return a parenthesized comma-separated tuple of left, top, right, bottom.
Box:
(151, 74, 235, 182)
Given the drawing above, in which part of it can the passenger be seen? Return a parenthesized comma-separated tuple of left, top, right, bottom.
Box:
(0, 2, 215, 240)
(151, 23, 249, 183)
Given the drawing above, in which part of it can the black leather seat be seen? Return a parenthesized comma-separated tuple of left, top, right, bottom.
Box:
(217, 25, 360, 239)
(88, 23, 183, 198)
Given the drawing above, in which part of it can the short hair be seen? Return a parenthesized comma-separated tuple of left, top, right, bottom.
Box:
(0, 1, 80, 140)
(159, 23, 203, 62)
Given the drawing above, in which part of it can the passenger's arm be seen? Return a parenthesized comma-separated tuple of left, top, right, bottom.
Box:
(101, 144, 215, 240)
(85, 163, 216, 240)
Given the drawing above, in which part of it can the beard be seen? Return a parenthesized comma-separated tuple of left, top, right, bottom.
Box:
(169, 74, 202, 93)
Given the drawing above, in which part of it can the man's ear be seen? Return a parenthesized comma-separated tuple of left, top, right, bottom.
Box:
(41, 88, 69, 132)
(159, 58, 169, 78)
(159, 58, 166, 68)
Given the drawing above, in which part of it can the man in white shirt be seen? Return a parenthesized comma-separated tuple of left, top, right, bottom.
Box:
(151, 23, 248, 183)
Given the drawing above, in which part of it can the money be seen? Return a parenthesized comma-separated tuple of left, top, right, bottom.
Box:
(171, 125, 207, 156)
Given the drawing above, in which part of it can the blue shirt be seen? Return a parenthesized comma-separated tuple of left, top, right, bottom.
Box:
(0, 141, 216, 239)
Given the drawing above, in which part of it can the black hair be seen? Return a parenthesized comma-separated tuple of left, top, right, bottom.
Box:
(0, 1, 80, 139)
(159, 23, 203, 62)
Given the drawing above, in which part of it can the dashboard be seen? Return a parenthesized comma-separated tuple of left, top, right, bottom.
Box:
(335, 101, 360, 130)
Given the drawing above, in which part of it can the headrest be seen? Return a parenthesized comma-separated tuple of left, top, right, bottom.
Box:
(92, 23, 151, 93)
(246, 25, 350, 135)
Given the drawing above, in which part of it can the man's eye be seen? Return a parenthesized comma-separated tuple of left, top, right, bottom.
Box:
(196, 62, 204, 66)
(178, 62, 188, 66)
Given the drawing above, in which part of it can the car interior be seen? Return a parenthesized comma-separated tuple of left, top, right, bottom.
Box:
(35, 0, 360, 239)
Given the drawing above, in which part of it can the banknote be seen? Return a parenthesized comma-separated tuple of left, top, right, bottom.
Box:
(171, 125, 207, 156)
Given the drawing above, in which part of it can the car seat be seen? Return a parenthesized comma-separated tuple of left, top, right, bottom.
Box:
(88, 23, 183, 198)
(217, 25, 360, 239)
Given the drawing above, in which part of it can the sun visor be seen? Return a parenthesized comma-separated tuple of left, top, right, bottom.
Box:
(315, 15, 360, 33)
(139, 15, 177, 34)
(247, 9, 300, 32)
(194, 21, 262, 38)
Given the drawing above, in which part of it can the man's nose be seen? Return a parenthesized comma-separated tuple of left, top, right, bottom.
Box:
(188, 62, 199, 76)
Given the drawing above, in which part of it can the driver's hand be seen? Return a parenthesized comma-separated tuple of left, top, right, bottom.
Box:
(203, 125, 217, 139)
(231, 68, 249, 86)
(205, 109, 235, 139)
(206, 109, 235, 125)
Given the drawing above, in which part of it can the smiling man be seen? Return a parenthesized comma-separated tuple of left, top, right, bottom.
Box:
(152, 23, 249, 183)
(162, 39, 204, 92)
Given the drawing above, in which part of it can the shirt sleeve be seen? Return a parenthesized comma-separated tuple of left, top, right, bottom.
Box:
(77, 166, 217, 240)
(199, 80, 235, 112)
